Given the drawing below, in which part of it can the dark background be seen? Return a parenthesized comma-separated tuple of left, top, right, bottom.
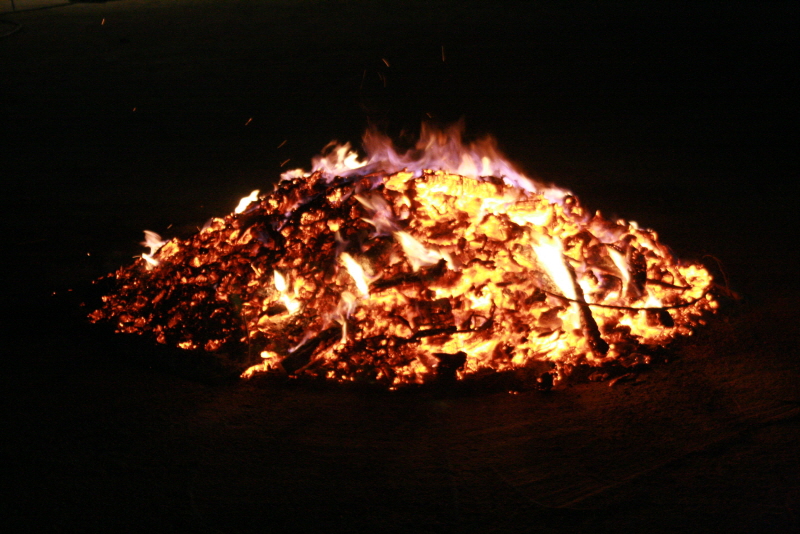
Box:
(2, 1, 798, 532)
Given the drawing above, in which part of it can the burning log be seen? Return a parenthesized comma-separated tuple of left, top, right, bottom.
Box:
(564, 260, 609, 357)
(90, 126, 718, 388)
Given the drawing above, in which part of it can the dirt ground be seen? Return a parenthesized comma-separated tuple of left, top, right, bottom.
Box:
(2, 1, 798, 533)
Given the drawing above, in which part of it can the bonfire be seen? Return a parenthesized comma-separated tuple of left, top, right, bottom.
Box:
(90, 126, 717, 388)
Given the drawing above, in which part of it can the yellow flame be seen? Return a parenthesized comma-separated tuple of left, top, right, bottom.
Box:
(532, 240, 576, 300)
(394, 231, 444, 271)
(273, 270, 301, 314)
(340, 253, 371, 296)
(234, 190, 260, 214)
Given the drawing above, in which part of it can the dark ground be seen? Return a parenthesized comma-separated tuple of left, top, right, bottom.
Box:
(2, 1, 799, 532)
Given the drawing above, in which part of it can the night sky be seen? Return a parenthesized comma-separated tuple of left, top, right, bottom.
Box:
(2, 1, 798, 532)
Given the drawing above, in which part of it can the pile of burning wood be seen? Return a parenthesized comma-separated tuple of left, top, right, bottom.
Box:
(90, 127, 717, 388)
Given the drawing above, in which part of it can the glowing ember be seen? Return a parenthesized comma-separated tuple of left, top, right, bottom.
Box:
(90, 125, 717, 388)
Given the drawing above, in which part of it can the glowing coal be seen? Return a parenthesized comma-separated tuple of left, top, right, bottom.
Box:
(90, 126, 717, 388)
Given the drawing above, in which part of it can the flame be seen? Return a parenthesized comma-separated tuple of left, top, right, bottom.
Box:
(394, 231, 445, 272)
(282, 124, 566, 201)
(90, 126, 717, 388)
(140, 230, 165, 269)
(532, 239, 576, 301)
(273, 270, 301, 314)
(339, 253, 371, 296)
(234, 190, 260, 214)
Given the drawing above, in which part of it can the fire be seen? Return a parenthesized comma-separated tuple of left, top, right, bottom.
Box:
(140, 230, 166, 269)
(234, 189, 260, 214)
(90, 125, 718, 388)
(272, 270, 301, 315)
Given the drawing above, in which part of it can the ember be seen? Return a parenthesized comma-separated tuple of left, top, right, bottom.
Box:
(90, 126, 717, 388)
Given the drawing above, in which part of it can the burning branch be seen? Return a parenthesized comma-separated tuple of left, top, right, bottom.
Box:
(564, 260, 609, 357)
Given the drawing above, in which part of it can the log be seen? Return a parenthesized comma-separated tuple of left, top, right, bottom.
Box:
(565, 261, 609, 356)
